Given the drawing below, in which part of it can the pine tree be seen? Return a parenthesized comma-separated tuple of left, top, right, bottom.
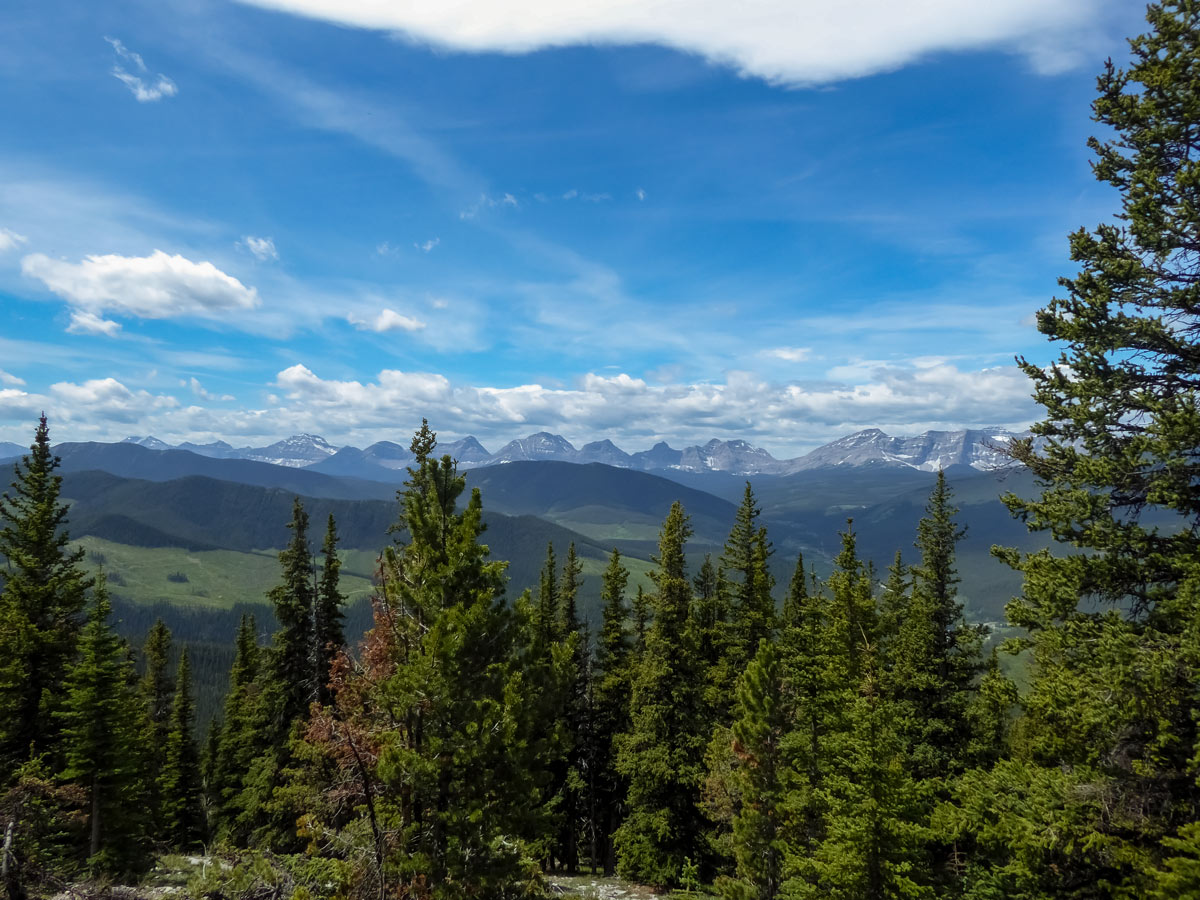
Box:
(55, 575, 148, 874)
(159, 649, 204, 850)
(615, 502, 708, 886)
(972, 4, 1200, 894)
(801, 641, 928, 900)
(723, 640, 788, 900)
(558, 542, 589, 872)
(268, 498, 317, 725)
(777, 554, 833, 868)
(304, 422, 549, 895)
(0, 416, 91, 768)
(721, 484, 775, 689)
(592, 548, 632, 875)
(692, 554, 735, 726)
(313, 513, 346, 708)
(137, 619, 173, 832)
(211, 614, 262, 842)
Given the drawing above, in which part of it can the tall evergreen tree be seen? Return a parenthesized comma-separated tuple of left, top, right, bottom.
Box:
(159, 649, 204, 850)
(268, 498, 317, 725)
(55, 575, 148, 874)
(592, 548, 632, 875)
(720, 484, 775, 689)
(313, 513, 346, 708)
(0, 416, 91, 768)
(723, 640, 788, 900)
(137, 619, 173, 832)
(557, 542, 589, 872)
(211, 614, 262, 843)
(615, 502, 708, 887)
(956, 5, 1200, 894)
(302, 421, 551, 895)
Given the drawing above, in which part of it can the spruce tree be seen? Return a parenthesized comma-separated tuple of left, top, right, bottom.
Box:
(0, 416, 91, 768)
(972, 4, 1200, 894)
(159, 649, 204, 850)
(558, 542, 589, 872)
(137, 619, 173, 832)
(211, 614, 262, 842)
(268, 498, 317, 725)
(615, 502, 708, 886)
(720, 484, 775, 690)
(592, 548, 632, 875)
(313, 513, 346, 707)
(723, 640, 788, 900)
(55, 575, 148, 874)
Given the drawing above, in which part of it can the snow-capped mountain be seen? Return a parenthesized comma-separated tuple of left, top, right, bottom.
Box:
(243, 434, 339, 468)
(98, 427, 1031, 479)
(490, 432, 579, 463)
(679, 439, 785, 475)
(122, 435, 172, 451)
(787, 428, 1026, 473)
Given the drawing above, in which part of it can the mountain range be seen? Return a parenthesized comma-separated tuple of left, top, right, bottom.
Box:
(106, 426, 1029, 479)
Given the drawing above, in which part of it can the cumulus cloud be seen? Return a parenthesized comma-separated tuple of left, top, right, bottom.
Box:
(0, 370, 25, 387)
(22, 250, 259, 323)
(66, 310, 122, 337)
(0, 228, 27, 252)
(106, 37, 178, 102)
(232, 0, 1109, 85)
(241, 235, 278, 261)
(48, 377, 178, 424)
(263, 361, 1038, 455)
(347, 308, 427, 333)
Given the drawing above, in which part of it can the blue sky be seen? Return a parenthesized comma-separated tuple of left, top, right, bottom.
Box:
(0, 0, 1144, 456)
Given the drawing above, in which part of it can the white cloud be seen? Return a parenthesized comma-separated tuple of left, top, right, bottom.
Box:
(460, 192, 520, 219)
(47, 377, 178, 424)
(241, 235, 278, 261)
(415, 237, 440, 253)
(0, 228, 27, 252)
(765, 346, 812, 363)
(106, 37, 178, 102)
(261, 361, 1038, 456)
(636, 188, 646, 202)
(22, 250, 259, 322)
(232, 0, 1111, 86)
(67, 310, 122, 337)
(0, 370, 25, 387)
(347, 308, 427, 333)
(188, 377, 235, 402)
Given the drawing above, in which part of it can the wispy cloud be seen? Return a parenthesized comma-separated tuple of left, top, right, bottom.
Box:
(240, 235, 278, 261)
(459, 192, 519, 220)
(187, 376, 234, 402)
(105, 37, 178, 103)
(66, 310, 122, 337)
(764, 346, 812, 363)
(415, 237, 440, 253)
(0, 228, 27, 252)
(346, 308, 427, 333)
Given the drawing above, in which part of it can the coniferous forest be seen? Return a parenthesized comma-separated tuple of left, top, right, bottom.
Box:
(5, 4, 1200, 898)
